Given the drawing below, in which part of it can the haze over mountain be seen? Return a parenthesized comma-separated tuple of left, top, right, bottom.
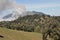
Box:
(0, 0, 45, 21)
(2, 11, 45, 21)
(0, 0, 60, 21)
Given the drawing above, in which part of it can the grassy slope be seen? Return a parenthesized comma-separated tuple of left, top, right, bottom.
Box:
(0, 27, 42, 40)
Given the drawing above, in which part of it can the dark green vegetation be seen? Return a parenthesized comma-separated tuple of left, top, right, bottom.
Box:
(0, 12, 60, 40)
(0, 13, 47, 32)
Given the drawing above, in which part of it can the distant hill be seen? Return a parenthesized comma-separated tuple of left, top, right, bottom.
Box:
(2, 11, 45, 21)
(3, 13, 12, 19)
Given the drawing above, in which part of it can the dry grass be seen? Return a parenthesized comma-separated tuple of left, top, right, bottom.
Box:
(0, 27, 42, 40)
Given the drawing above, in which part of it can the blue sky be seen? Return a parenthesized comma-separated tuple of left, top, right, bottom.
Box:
(16, 0, 60, 16)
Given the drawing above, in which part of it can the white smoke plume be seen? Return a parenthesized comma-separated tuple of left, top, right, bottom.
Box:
(0, 0, 26, 21)
(0, 0, 26, 13)
(0, 0, 13, 12)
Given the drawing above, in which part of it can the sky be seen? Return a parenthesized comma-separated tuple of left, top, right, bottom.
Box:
(16, 0, 60, 16)
(0, 0, 60, 18)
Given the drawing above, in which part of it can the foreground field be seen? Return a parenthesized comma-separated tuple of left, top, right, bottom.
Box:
(0, 27, 42, 40)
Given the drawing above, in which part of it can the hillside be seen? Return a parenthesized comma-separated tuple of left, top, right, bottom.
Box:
(0, 12, 47, 32)
(0, 12, 60, 40)
(0, 13, 60, 33)
(0, 27, 42, 40)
